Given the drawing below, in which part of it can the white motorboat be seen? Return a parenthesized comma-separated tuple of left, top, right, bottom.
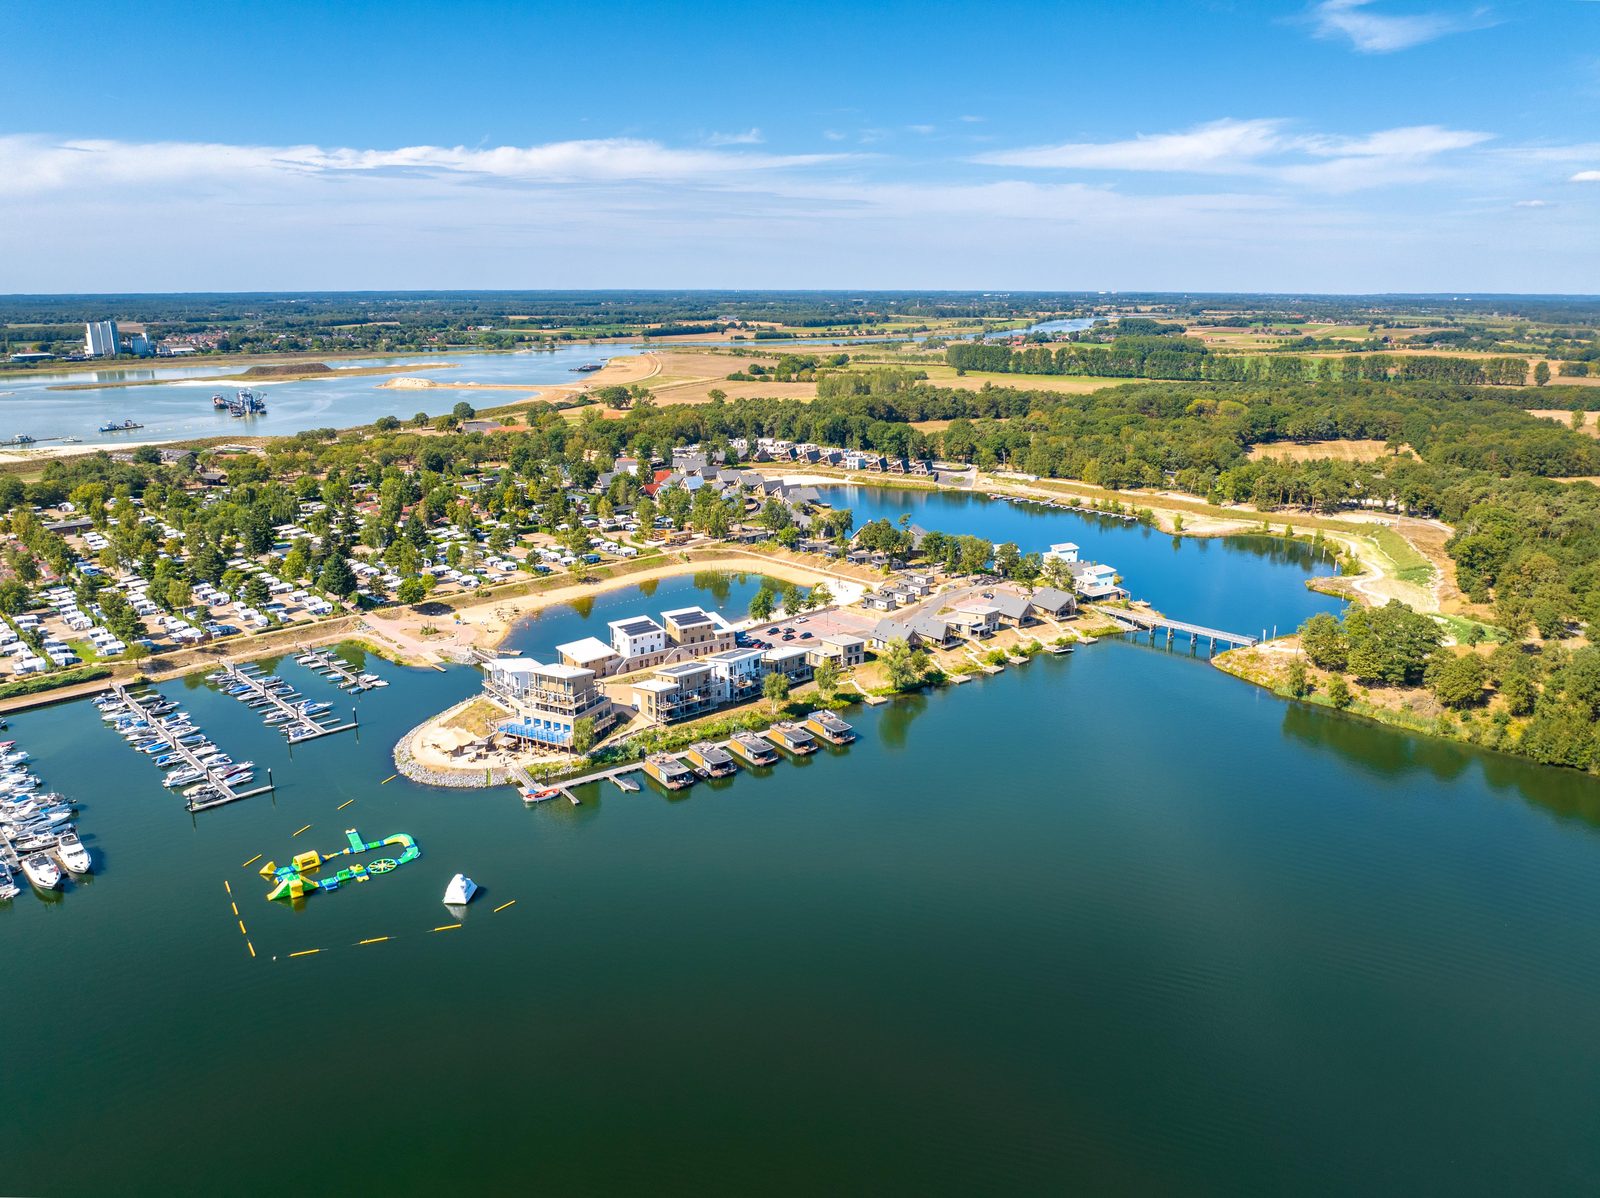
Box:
(22, 853, 61, 890)
(442, 874, 478, 907)
(0, 864, 18, 900)
(55, 831, 91, 874)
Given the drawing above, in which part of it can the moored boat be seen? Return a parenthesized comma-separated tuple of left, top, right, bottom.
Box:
(22, 853, 61, 890)
(55, 831, 91, 874)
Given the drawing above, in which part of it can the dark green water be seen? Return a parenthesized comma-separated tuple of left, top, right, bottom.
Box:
(9, 577, 1600, 1192)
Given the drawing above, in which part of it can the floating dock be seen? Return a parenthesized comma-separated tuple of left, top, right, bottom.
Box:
(218, 663, 359, 743)
(110, 683, 276, 811)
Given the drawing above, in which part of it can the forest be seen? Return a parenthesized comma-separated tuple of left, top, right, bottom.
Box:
(946, 338, 1533, 386)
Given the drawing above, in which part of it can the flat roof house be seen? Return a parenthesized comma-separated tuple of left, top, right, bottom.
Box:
(631, 661, 727, 724)
(556, 635, 623, 677)
(1069, 562, 1126, 601)
(660, 605, 736, 654)
(705, 646, 766, 701)
(487, 659, 616, 749)
(807, 634, 865, 670)
(609, 615, 667, 659)
(762, 643, 814, 682)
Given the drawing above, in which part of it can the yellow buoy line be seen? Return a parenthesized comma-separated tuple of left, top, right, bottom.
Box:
(225, 879, 255, 958)
(261, 906, 513, 961)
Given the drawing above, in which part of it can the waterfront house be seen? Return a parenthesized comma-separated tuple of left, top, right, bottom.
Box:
(609, 615, 667, 660)
(985, 591, 1037, 628)
(807, 634, 866, 670)
(556, 636, 622, 677)
(486, 659, 616, 749)
(764, 722, 817, 755)
(868, 614, 956, 651)
(1068, 562, 1125, 600)
(728, 731, 779, 766)
(661, 606, 736, 655)
(706, 646, 766, 702)
(802, 710, 855, 745)
(631, 661, 726, 724)
(1027, 587, 1077, 619)
(1045, 542, 1081, 563)
(951, 603, 1001, 639)
(685, 742, 737, 777)
(762, 643, 814, 684)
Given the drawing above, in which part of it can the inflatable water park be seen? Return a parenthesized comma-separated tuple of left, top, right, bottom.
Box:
(260, 828, 419, 901)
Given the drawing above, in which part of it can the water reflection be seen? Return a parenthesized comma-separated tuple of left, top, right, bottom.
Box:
(876, 692, 929, 751)
(1282, 702, 1600, 829)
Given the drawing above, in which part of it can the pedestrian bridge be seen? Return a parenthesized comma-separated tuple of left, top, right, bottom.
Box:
(1088, 605, 1259, 651)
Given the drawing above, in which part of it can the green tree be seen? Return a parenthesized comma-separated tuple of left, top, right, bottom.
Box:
(813, 656, 840, 700)
(1427, 651, 1488, 708)
(243, 575, 272, 609)
(571, 716, 596, 756)
(763, 669, 791, 714)
(1533, 361, 1551, 386)
(1326, 674, 1353, 709)
(396, 576, 427, 604)
(880, 637, 925, 691)
(1298, 612, 1348, 671)
(318, 555, 357, 599)
(1286, 659, 1311, 698)
(749, 585, 776, 622)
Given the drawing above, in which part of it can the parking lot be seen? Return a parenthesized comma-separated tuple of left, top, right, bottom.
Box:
(740, 605, 875, 651)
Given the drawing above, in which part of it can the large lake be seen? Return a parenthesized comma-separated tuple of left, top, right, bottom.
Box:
(0, 343, 633, 448)
(7, 529, 1600, 1194)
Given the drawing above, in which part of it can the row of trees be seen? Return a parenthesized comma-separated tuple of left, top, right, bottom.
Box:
(947, 341, 1533, 387)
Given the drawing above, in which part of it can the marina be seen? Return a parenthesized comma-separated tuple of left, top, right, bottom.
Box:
(212, 661, 361, 744)
(294, 648, 389, 694)
(101, 682, 277, 811)
(0, 728, 88, 896)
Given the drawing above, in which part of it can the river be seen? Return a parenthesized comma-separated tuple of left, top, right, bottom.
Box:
(0, 343, 633, 449)
(6, 521, 1600, 1194)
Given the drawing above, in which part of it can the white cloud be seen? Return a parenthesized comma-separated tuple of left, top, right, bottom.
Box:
(705, 128, 764, 146)
(907, 124, 937, 135)
(0, 134, 849, 198)
(974, 119, 1491, 190)
(1514, 199, 1554, 207)
(975, 118, 1287, 173)
(1308, 0, 1495, 53)
(1573, 170, 1600, 181)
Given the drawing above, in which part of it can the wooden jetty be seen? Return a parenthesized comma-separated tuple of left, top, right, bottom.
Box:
(1088, 604, 1258, 654)
(294, 646, 368, 690)
(220, 663, 358, 743)
(111, 683, 277, 811)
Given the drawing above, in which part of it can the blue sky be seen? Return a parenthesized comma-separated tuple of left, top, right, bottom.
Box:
(2, 0, 1597, 293)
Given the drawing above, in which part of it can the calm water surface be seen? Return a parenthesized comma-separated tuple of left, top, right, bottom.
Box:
(824, 484, 1344, 636)
(7, 534, 1600, 1195)
(0, 343, 634, 447)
